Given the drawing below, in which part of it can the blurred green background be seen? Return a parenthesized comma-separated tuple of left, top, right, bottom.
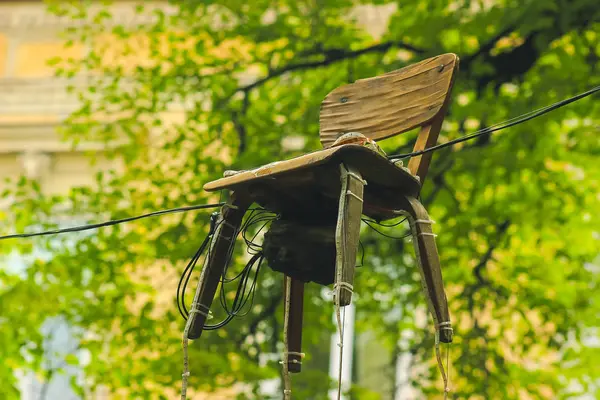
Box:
(0, 0, 599, 399)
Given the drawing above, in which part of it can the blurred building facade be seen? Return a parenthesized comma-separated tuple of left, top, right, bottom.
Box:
(0, 1, 411, 399)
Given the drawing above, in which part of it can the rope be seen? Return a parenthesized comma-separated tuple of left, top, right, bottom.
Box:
(180, 213, 223, 400)
(446, 342, 451, 399)
(437, 322, 453, 399)
(334, 305, 346, 400)
(435, 331, 451, 399)
(282, 276, 292, 400)
(333, 163, 352, 399)
(180, 307, 195, 400)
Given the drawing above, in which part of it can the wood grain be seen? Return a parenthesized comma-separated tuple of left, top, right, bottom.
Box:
(398, 196, 452, 343)
(186, 193, 252, 340)
(319, 53, 458, 148)
(203, 144, 420, 198)
(284, 277, 305, 373)
(335, 164, 364, 306)
(407, 112, 446, 182)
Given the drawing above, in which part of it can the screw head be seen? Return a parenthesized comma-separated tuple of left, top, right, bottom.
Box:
(340, 97, 348, 103)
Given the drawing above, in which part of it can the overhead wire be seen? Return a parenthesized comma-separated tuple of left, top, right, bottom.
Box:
(0, 202, 226, 240)
(387, 84, 600, 160)
(362, 218, 411, 240)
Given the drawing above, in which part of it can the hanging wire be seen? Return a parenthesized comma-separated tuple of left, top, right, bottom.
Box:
(362, 218, 411, 240)
(363, 217, 407, 228)
(177, 213, 220, 319)
(387, 84, 600, 160)
(358, 239, 365, 267)
(177, 206, 278, 330)
(446, 342, 451, 399)
(0, 203, 226, 240)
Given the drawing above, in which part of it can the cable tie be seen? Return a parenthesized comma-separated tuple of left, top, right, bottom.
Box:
(347, 171, 367, 185)
(418, 232, 438, 238)
(280, 359, 302, 365)
(333, 282, 354, 293)
(414, 219, 435, 225)
(217, 220, 239, 242)
(285, 352, 306, 358)
(436, 321, 453, 331)
(189, 309, 213, 319)
(182, 372, 190, 378)
(345, 190, 363, 202)
(190, 303, 213, 319)
(222, 220, 238, 230)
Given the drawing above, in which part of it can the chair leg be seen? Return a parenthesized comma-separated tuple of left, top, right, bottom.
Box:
(284, 277, 304, 373)
(398, 196, 453, 343)
(334, 164, 365, 306)
(186, 192, 251, 340)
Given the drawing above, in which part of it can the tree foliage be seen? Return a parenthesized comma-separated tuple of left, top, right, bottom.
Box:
(1, 0, 600, 398)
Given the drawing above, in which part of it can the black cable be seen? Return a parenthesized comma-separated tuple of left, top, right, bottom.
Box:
(238, 208, 278, 255)
(243, 217, 277, 255)
(362, 219, 411, 240)
(358, 239, 365, 267)
(178, 207, 272, 328)
(234, 255, 264, 317)
(362, 217, 407, 228)
(387, 85, 600, 160)
(177, 213, 220, 319)
(206, 253, 263, 330)
(178, 244, 206, 319)
(0, 202, 226, 240)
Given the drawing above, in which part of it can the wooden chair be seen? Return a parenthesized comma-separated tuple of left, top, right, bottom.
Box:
(187, 53, 459, 373)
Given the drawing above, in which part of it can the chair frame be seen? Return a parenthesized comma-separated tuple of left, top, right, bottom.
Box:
(186, 53, 460, 376)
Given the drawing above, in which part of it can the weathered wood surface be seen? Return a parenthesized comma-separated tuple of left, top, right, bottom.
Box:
(398, 196, 452, 343)
(320, 53, 459, 148)
(407, 112, 446, 183)
(197, 53, 459, 354)
(334, 164, 364, 306)
(187, 193, 252, 340)
(203, 144, 420, 198)
(284, 277, 305, 373)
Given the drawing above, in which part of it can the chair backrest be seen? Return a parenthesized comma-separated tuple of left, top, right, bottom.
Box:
(319, 53, 459, 182)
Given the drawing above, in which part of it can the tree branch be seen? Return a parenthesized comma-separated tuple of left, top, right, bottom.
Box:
(241, 40, 426, 93)
(460, 24, 518, 71)
(231, 90, 250, 156)
(472, 219, 510, 285)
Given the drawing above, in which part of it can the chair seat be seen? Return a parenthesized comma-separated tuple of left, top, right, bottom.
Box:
(204, 144, 421, 220)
